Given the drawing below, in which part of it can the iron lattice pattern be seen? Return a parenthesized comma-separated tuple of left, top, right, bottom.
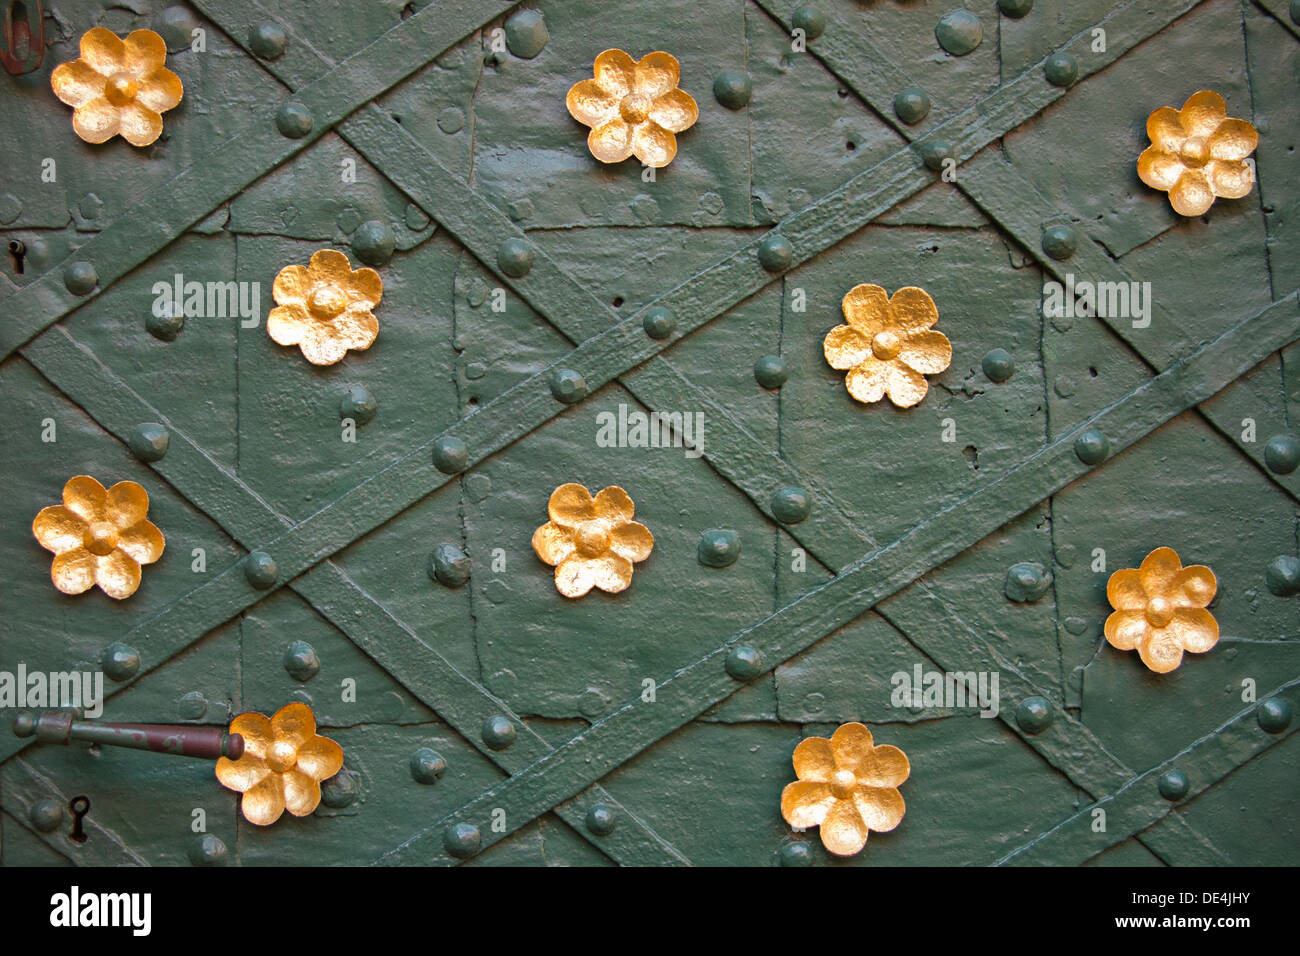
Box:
(0, 0, 1297, 866)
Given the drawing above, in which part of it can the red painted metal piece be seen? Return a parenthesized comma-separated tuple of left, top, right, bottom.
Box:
(1, 0, 43, 75)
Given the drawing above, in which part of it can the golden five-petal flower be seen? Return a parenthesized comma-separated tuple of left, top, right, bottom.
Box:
(215, 702, 344, 826)
(1137, 90, 1258, 217)
(566, 49, 698, 168)
(50, 28, 182, 147)
(32, 475, 164, 600)
(1104, 547, 1219, 673)
(781, 722, 908, 857)
(532, 483, 654, 598)
(823, 284, 952, 408)
(267, 249, 383, 366)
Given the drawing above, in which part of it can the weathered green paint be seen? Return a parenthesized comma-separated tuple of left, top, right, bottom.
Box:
(1, 0, 1297, 867)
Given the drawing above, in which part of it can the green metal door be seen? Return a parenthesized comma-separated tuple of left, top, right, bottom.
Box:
(1, 0, 1297, 867)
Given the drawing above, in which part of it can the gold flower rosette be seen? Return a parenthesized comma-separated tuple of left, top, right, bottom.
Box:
(216, 703, 344, 825)
(532, 483, 654, 597)
(51, 28, 182, 147)
(567, 49, 698, 167)
(32, 476, 164, 599)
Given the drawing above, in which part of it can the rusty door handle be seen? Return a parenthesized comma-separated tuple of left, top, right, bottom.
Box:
(12, 710, 245, 760)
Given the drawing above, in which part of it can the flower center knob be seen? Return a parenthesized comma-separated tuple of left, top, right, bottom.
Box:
(619, 93, 652, 124)
(830, 769, 857, 799)
(1180, 136, 1209, 167)
(871, 330, 902, 360)
(266, 739, 298, 774)
(84, 521, 119, 556)
(1145, 595, 1175, 628)
(574, 520, 611, 558)
(104, 72, 139, 107)
(307, 284, 347, 320)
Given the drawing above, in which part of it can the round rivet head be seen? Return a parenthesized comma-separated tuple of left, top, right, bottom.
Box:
(725, 644, 764, 681)
(63, 261, 97, 295)
(249, 22, 287, 59)
(1041, 224, 1077, 261)
(771, 486, 811, 524)
(1044, 52, 1078, 87)
(779, 842, 814, 867)
(504, 9, 548, 58)
(549, 368, 587, 404)
(339, 384, 377, 425)
(1005, 561, 1052, 602)
(410, 748, 447, 784)
(188, 833, 228, 866)
(1074, 428, 1110, 466)
(128, 422, 169, 463)
(283, 640, 320, 681)
(29, 798, 63, 833)
(432, 436, 468, 474)
(497, 238, 534, 278)
(1015, 696, 1053, 735)
(753, 354, 787, 389)
(698, 529, 741, 569)
(244, 551, 278, 589)
(444, 822, 481, 858)
(918, 140, 952, 171)
(275, 101, 313, 139)
(102, 642, 141, 682)
(893, 86, 931, 125)
(1263, 433, 1300, 475)
(713, 70, 751, 110)
(1265, 555, 1300, 597)
(437, 106, 466, 134)
(791, 6, 826, 40)
(998, 0, 1034, 17)
(758, 234, 794, 272)
(1256, 697, 1292, 733)
(153, 6, 201, 52)
(586, 804, 617, 836)
(482, 715, 516, 751)
(578, 687, 609, 718)
(177, 690, 207, 719)
(1157, 769, 1189, 802)
(935, 10, 983, 56)
(147, 302, 185, 341)
(429, 543, 471, 588)
(351, 220, 395, 267)
(982, 348, 1015, 383)
(642, 306, 677, 340)
(321, 767, 362, 807)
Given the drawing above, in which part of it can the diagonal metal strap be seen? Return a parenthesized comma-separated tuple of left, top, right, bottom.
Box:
(372, 293, 1300, 864)
(57, 0, 1221, 689)
(0, 0, 519, 360)
(1, 758, 147, 865)
(10, 325, 691, 866)
(995, 678, 1299, 865)
(1253, 0, 1300, 40)
(755, 0, 1297, 502)
(878, 584, 1229, 865)
(192, 0, 873, 574)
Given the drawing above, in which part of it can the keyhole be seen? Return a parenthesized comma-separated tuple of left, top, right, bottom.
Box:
(68, 795, 90, 844)
(8, 239, 24, 276)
